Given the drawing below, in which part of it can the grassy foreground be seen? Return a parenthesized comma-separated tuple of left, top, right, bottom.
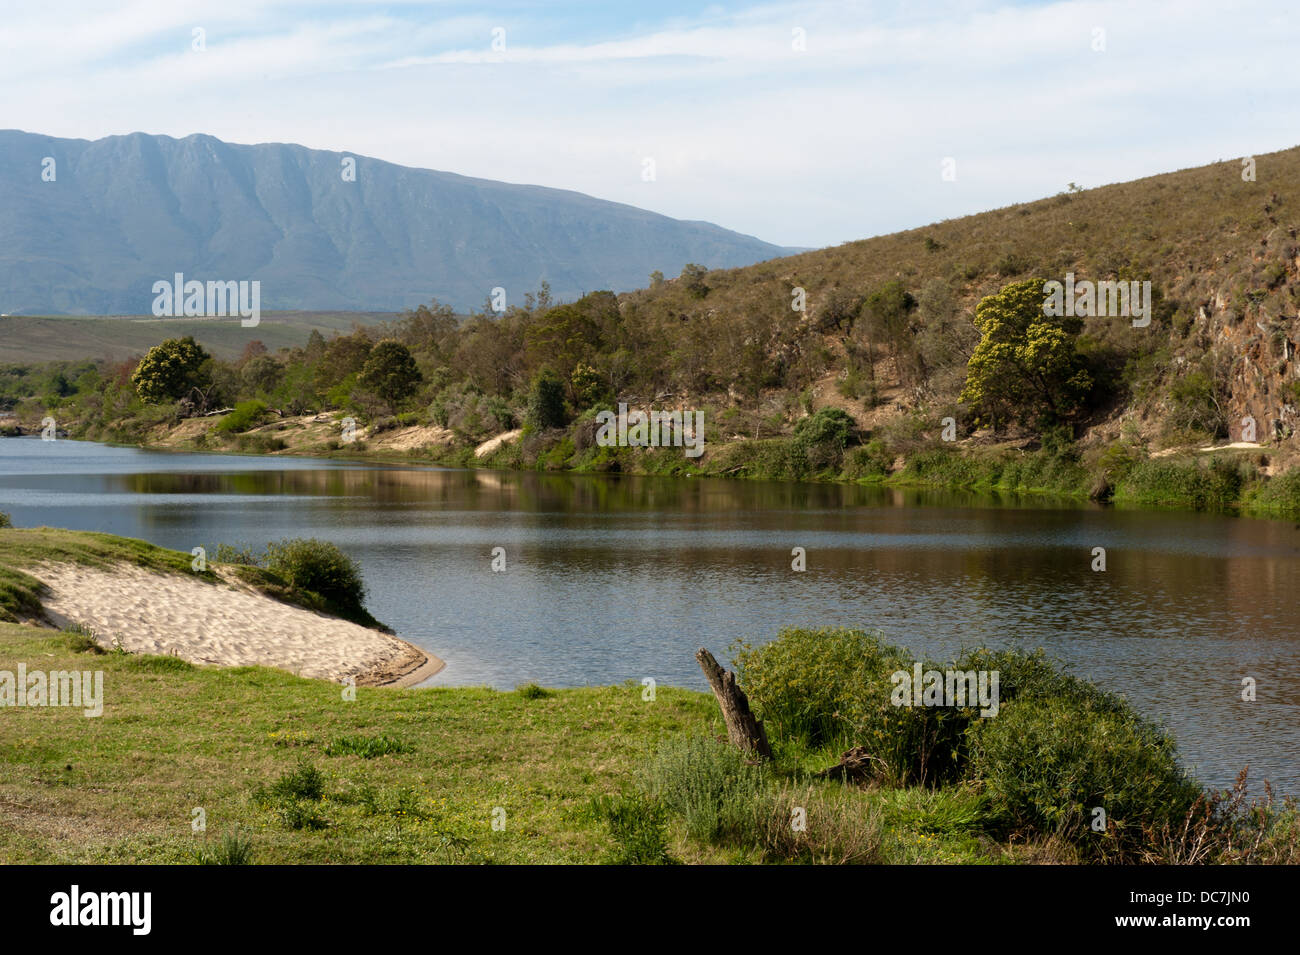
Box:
(0, 622, 1080, 865)
(0, 621, 721, 864)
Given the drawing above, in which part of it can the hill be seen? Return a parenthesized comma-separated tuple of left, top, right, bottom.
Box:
(0, 129, 796, 315)
(0, 311, 397, 363)
(10, 145, 1300, 515)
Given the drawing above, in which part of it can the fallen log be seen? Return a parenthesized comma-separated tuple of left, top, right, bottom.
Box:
(695, 647, 772, 760)
(815, 746, 887, 783)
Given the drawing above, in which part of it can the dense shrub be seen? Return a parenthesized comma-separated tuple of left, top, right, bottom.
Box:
(524, 370, 568, 430)
(1116, 455, 1247, 509)
(732, 627, 968, 785)
(968, 692, 1200, 860)
(0, 511, 11, 528)
(792, 407, 855, 472)
(1247, 466, 1300, 513)
(217, 399, 269, 433)
(263, 538, 367, 617)
(734, 631, 1209, 858)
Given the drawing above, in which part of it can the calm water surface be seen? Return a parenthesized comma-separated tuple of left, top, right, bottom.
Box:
(2, 436, 1298, 793)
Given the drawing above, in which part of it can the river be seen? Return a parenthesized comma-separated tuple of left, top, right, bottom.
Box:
(1, 436, 1297, 793)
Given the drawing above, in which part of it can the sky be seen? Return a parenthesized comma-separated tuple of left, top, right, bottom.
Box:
(1, 0, 1296, 250)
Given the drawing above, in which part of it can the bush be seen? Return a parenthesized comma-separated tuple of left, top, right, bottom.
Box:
(516, 683, 553, 699)
(1248, 466, 1300, 514)
(233, 432, 287, 453)
(217, 399, 268, 434)
(734, 627, 953, 785)
(843, 440, 892, 480)
(968, 691, 1200, 860)
(792, 407, 855, 472)
(262, 538, 366, 617)
(643, 735, 768, 843)
(0, 511, 11, 528)
(215, 542, 260, 566)
(1116, 456, 1247, 510)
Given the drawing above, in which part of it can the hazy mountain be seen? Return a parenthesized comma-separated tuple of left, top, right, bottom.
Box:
(0, 130, 798, 315)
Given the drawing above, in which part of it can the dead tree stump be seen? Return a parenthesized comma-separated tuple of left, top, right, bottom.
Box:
(695, 647, 773, 760)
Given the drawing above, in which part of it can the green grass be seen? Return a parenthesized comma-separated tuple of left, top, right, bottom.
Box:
(0, 620, 721, 863)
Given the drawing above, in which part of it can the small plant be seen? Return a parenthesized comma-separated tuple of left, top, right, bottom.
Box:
(216, 399, 269, 434)
(324, 735, 413, 758)
(255, 758, 326, 803)
(516, 683, 553, 700)
(588, 792, 677, 865)
(196, 831, 255, 865)
(0, 511, 12, 528)
(215, 542, 260, 566)
(276, 801, 329, 831)
(63, 622, 105, 655)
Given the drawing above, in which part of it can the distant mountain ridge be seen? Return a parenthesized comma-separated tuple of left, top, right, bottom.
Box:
(0, 129, 799, 315)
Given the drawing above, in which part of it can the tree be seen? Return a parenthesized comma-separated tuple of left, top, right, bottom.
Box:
(525, 369, 568, 430)
(241, 354, 284, 397)
(816, 288, 862, 332)
(358, 339, 422, 404)
(131, 337, 210, 404)
(680, 263, 709, 299)
(959, 279, 1094, 431)
(858, 281, 917, 386)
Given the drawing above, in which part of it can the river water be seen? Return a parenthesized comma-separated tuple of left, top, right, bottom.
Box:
(1, 436, 1297, 792)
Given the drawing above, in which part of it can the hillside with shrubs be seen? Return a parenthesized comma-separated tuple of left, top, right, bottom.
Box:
(6, 146, 1300, 513)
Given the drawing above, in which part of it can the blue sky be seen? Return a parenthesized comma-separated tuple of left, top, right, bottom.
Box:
(1, 1, 1296, 250)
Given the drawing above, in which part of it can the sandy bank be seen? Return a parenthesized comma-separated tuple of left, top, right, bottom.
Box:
(31, 561, 443, 687)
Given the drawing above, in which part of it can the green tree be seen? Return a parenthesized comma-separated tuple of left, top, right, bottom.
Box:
(959, 279, 1093, 431)
(525, 369, 568, 430)
(131, 337, 211, 404)
(358, 339, 422, 404)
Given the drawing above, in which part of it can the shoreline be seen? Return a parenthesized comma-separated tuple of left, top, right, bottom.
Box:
(19, 552, 447, 690)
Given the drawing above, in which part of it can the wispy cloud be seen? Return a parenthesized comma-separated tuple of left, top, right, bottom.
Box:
(1, 0, 1296, 249)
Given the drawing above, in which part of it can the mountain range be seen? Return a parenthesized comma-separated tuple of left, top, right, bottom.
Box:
(0, 129, 798, 315)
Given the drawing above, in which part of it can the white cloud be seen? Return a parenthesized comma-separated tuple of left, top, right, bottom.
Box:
(1, 0, 1296, 249)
